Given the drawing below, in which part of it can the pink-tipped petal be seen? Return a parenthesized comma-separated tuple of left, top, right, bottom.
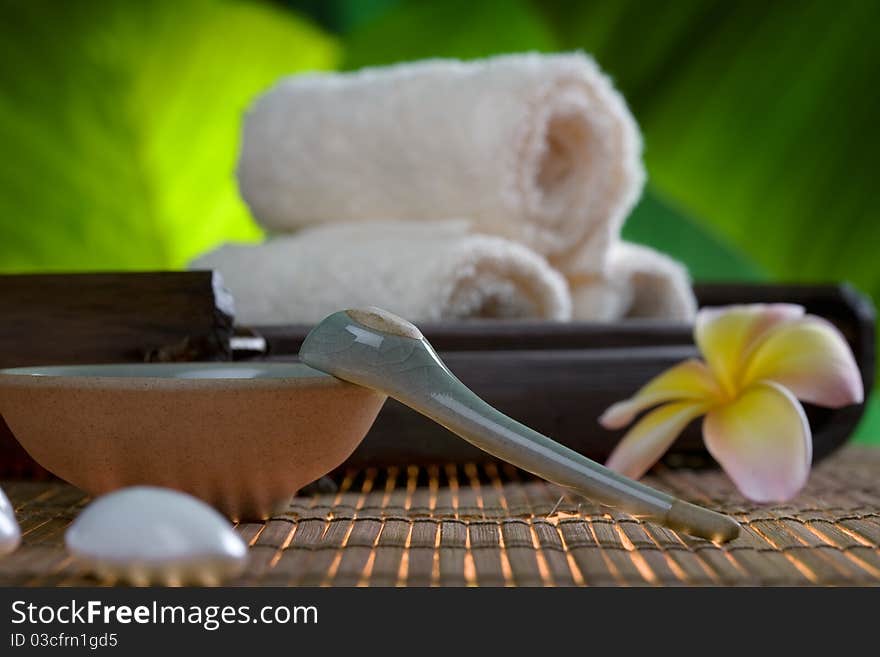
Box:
(742, 316, 864, 408)
(703, 382, 811, 502)
(599, 359, 719, 429)
(695, 304, 805, 395)
(606, 401, 709, 480)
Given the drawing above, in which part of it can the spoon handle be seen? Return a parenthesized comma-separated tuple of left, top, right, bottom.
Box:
(301, 308, 739, 542)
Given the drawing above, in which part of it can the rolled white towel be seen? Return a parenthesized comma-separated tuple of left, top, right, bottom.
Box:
(238, 52, 644, 274)
(570, 241, 697, 321)
(192, 221, 572, 325)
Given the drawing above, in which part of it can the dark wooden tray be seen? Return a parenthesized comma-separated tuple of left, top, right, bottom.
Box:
(0, 272, 233, 477)
(0, 274, 874, 477)
(252, 283, 875, 468)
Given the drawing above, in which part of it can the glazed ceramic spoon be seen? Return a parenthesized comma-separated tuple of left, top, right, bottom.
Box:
(300, 307, 740, 543)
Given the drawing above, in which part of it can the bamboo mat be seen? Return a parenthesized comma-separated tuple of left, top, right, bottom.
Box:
(2, 445, 879, 586)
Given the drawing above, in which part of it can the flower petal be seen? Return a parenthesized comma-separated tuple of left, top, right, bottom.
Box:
(599, 359, 719, 429)
(741, 316, 864, 407)
(703, 382, 811, 502)
(695, 304, 804, 396)
(606, 401, 709, 479)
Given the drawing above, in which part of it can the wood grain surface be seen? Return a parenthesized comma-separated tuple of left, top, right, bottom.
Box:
(257, 284, 876, 465)
(1, 445, 878, 586)
(0, 278, 874, 476)
(0, 272, 234, 476)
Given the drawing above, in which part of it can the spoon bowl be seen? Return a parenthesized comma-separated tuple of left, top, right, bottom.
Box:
(300, 307, 741, 542)
(0, 363, 386, 520)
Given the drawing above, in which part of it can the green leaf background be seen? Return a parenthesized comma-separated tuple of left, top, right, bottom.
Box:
(1, 0, 878, 440)
(0, 0, 337, 271)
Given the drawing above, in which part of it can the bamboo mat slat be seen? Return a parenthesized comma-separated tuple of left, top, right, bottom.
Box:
(2, 445, 880, 586)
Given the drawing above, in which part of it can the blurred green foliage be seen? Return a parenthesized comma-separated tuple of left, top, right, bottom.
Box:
(0, 0, 877, 440)
(342, 0, 557, 64)
(331, 0, 880, 305)
(624, 193, 764, 283)
(293, 0, 880, 442)
(0, 0, 336, 271)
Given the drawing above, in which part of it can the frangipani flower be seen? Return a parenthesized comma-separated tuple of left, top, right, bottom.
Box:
(601, 304, 864, 502)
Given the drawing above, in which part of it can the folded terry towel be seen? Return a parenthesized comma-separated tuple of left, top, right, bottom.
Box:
(238, 52, 644, 274)
(192, 221, 572, 325)
(570, 241, 697, 321)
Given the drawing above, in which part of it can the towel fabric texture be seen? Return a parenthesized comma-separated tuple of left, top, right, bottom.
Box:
(238, 52, 644, 275)
(193, 221, 572, 324)
(200, 52, 696, 324)
(570, 241, 697, 322)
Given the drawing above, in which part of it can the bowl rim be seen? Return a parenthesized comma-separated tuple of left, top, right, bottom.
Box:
(0, 361, 348, 391)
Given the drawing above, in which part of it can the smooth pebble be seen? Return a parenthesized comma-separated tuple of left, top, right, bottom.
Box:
(0, 485, 21, 556)
(66, 486, 247, 585)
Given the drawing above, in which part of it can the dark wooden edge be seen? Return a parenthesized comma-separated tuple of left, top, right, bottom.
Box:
(251, 283, 876, 465)
(0, 271, 235, 478)
(0, 280, 874, 476)
(250, 283, 875, 356)
(0, 271, 235, 366)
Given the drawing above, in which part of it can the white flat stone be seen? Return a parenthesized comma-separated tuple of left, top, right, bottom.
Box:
(0, 485, 21, 556)
(66, 486, 247, 585)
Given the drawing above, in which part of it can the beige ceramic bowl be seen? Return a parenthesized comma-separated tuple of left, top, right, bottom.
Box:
(0, 363, 386, 520)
